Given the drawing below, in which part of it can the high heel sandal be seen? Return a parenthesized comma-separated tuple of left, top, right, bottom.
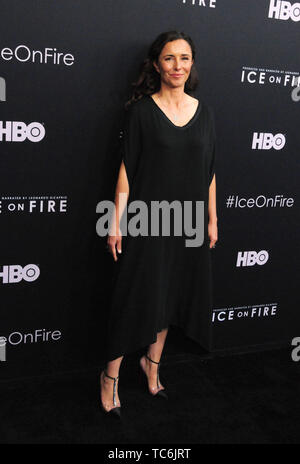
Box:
(100, 370, 121, 418)
(140, 353, 168, 400)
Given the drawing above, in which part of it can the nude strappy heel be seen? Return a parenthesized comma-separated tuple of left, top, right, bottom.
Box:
(140, 353, 168, 400)
(100, 370, 121, 418)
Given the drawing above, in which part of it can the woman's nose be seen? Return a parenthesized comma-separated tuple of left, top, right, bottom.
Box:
(174, 60, 181, 70)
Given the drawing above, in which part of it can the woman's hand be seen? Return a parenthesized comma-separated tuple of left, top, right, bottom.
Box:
(107, 227, 122, 262)
(208, 220, 218, 249)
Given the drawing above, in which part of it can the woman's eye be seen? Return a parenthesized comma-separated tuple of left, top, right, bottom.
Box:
(165, 57, 189, 61)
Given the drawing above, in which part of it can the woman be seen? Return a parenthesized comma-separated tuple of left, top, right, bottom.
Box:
(100, 30, 218, 417)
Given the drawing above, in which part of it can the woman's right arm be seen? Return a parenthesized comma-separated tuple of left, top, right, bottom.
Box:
(107, 159, 129, 261)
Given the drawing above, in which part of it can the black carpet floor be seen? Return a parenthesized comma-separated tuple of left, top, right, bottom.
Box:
(0, 337, 299, 444)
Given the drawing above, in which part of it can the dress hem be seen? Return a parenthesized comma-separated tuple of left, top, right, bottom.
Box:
(105, 320, 212, 363)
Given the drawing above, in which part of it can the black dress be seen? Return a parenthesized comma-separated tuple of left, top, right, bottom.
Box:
(105, 94, 216, 362)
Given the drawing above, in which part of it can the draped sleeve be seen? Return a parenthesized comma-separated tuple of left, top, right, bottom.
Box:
(207, 104, 217, 187)
(118, 102, 142, 193)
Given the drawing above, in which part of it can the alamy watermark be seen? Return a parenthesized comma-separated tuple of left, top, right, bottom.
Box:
(0, 337, 6, 361)
(291, 337, 300, 362)
(96, 194, 205, 247)
(291, 85, 300, 102)
(0, 76, 6, 101)
(291, 84, 300, 102)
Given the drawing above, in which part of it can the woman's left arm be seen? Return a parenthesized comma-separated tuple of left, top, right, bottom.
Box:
(208, 174, 218, 248)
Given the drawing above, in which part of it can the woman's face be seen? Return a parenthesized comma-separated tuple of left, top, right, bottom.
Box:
(153, 39, 194, 89)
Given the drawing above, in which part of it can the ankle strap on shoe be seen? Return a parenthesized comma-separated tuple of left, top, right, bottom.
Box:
(103, 369, 119, 381)
(103, 370, 119, 407)
(145, 354, 161, 389)
(145, 353, 160, 365)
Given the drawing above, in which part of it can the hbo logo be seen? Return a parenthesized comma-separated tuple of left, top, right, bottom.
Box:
(0, 264, 40, 284)
(252, 133, 286, 150)
(0, 121, 45, 142)
(236, 251, 269, 267)
(268, 0, 300, 21)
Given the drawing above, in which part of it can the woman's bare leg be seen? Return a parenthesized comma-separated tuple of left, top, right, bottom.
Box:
(140, 327, 169, 394)
(100, 356, 123, 411)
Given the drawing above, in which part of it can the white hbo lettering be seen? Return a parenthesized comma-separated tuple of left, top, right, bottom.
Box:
(236, 251, 269, 267)
(182, 0, 216, 7)
(0, 121, 45, 142)
(1, 329, 62, 346)
(241, 68, 300, 87)
(268, 0, 300, 21)
(1, 197, 68, 213)
(213, 304, 277, 322)
(0, 264, 40, 284)
(252, 132, 286, 150)
(227, 194, 294, 209)
(0, 45, 74, 65)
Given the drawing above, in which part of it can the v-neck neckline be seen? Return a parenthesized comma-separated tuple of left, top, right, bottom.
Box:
(148, 94, 201, 129)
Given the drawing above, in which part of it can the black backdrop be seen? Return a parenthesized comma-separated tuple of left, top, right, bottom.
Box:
(1, 0, 299, 380)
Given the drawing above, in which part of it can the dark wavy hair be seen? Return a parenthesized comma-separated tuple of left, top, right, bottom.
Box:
(124, 30, 199, 109)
